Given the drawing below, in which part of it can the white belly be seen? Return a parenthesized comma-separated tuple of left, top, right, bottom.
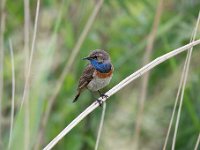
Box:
(87, 76, 112, 91)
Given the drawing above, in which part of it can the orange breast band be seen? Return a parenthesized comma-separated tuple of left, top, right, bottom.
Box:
(95, 69, 113, 78)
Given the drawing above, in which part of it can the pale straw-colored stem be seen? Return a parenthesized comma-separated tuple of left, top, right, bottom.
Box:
(171, 12, 200, 150)
(162, 51, 188, 150)
(33, 1, 66, 149)
(194, 133, 200, 150)
(163, 12, 200, 150)
(23, 1, 30, 150)
(20, 0, 40, 110)
(8, 39, 15, 149)
(24, 0, 30, 74)
(21, 1, 38, 149)
(0, 0, 6, 147)
(95, 102, 106, 150)
(36, 0, 104, 149)
(43, 39, 200, 150)
(134, 0, 163, 148)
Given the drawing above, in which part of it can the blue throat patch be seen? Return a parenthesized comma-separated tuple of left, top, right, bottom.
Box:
(90, 60, 111, 73)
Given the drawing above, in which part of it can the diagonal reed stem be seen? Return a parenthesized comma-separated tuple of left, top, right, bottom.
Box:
(162, 49, 189, 150)
(43, 40, 200, 150)
(134, 0, 163, 148)
(35, 0, 105, 149)
(171, 12, 200, 150)
(162, 12, 200, 149)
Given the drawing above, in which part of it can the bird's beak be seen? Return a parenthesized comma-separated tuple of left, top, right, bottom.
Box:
(82, 56, 92, 60)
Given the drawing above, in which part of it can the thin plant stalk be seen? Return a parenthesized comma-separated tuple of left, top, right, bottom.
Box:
(8, 39, 15, 149)
(34, 0, 66, 149)
(162, 29, 196, 150)
(95, 102, 106, 150)
(20, 0, 40, 110)
(19, 0, 40, 149)
(171, 12, 200, 150)
(36, 0, 104, 148)
(0, 0, 6, 148)
(134, 0, 163, 148)
(194, 133, 200, 150)
(23, 0, 31, 149)
(163, 12, 200, 150)
(162, 51, 189, 150)
(171, 50, 191, 150)
(24, 0, 30, 75)
(43, 40, 200, 150)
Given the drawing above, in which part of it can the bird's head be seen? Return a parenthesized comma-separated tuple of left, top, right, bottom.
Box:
(83, 49, 110, 63)
(83, 49, 112, 73)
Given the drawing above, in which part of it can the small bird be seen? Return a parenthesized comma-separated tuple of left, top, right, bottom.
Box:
(73, 49, 114, 104)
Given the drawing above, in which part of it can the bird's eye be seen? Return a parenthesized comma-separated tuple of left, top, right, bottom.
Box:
(93, 56, 98, 59)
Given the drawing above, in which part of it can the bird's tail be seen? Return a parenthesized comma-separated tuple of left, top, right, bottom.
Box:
(73, 91, 80, 103)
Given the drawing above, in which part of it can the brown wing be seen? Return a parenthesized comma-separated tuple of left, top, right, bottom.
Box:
(78, 64, 95, 90)
(73, 64, 95, 102)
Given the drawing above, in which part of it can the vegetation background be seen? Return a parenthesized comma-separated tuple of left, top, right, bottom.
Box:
(0, 0, 200, 150)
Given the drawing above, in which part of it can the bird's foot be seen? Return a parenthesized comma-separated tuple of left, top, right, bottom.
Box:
(100, 93, 108, 99)
(96, 99, 103, 106)
(98, 90, 108, 99)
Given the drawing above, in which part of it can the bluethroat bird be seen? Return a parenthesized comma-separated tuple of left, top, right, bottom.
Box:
(73, 49, 114, 104)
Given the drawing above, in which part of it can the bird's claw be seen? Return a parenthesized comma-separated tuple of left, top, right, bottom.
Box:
(96, 99, 103, 106)
(100, 93, 108, 99)
(98, 90, 108, 99)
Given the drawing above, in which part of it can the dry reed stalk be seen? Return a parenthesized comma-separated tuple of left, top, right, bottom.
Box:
(18, 0, 40, 149)
(95, 102, 106, 150)
(35, 0, 104, 149)
(24, 0, 30, 75)
(134, 0, 163, 148)
(43, 39, 200, 150)
(163, 12, 200, 149)
(162, 27, 198, 150)
(8, 39, 15, 149)
(171, 12, 200, 150)
(20, 0, 40, 110)
(23, 0, 31, 149)
(0, 0, 6, 148)
(162, 49, 189, 150)
(194, 133, 200, 150)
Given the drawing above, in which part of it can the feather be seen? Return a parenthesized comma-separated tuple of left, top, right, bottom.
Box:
(90, 60, 112, 73)
(73, 64, 95, 102)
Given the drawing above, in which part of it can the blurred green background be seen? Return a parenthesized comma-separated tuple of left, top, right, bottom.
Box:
(1, 0, 200, 150)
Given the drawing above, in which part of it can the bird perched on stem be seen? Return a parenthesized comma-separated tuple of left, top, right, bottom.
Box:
(73, 49, 114, 105)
